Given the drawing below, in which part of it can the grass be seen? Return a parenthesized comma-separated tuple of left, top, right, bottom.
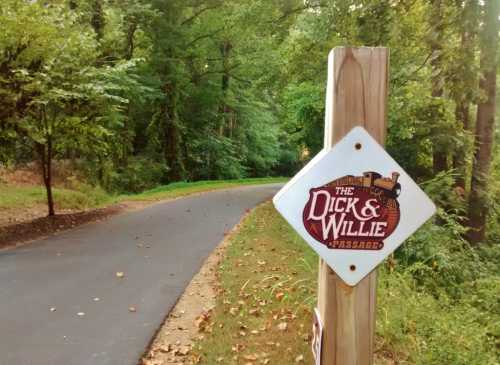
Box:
(120, 177, 287, 202)
(0, 184, 113, 210)
(0, 177, 287, 212)
(191, 202, 500, 365)
(191, 202, 317, 364)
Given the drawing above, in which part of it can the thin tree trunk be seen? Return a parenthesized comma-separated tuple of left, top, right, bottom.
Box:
(117, 21, 138, 169)
(219, 40, 233, 137)
(124, 22, 137, 60)
(429, 0, 448, 175)
(37, 140, 55, 217)
(163, 81, 184, 182)
(467, 0, 498, 243)
(91, 0, 105, 41)
(453, 102, 470, 190)
(452, 23, 473, 190)
(46, 136, 55, 216)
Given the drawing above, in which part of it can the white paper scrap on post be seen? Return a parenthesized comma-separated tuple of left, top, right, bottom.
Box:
(312, 308, 323, 365)
(273, 126, 436, 286)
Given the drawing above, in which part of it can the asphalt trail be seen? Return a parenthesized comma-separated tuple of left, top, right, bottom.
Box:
(0, 184, 282, 365)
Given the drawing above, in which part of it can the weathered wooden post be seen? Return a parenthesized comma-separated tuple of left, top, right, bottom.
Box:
(318, 47, 388, 365)
(273, 47, 435, 365)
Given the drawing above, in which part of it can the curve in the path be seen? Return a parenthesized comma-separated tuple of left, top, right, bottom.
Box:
(0, 183, 282, 365)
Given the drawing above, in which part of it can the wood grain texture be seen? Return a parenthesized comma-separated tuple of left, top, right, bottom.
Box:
(318, 47, 389, 365)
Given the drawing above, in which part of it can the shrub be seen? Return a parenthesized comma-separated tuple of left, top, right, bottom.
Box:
(105, 157, 168, 193)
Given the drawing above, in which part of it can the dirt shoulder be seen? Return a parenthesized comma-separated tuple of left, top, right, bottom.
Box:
(0, 204, 124, 250)
(141, 213, 238, 365)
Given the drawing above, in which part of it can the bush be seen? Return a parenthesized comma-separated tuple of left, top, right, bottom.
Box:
(377, 267, 499, 365)
(53, 183, 111, 210)
(105, 157, 168, 193)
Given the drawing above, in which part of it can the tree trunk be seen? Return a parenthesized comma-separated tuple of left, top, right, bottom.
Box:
(91, 0, 105, 41)
(429, 0, 448, 175)
(37, 139, 55, 217)
(163, 81, 185, 182)
(219, 40, 233, 137)
(467, 0, 498, 243)
(452, 102, 469, 189)
(124, 21, 137, 60)
(452, 0, 477, 190)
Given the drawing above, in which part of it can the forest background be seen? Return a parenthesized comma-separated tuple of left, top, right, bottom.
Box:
(0, 1, 499, 363)
(0, 0, 499, 241)
(2, 0, 498, 244)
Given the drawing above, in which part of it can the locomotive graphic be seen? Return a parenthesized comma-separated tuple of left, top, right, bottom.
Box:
(326, 171, 401, 198)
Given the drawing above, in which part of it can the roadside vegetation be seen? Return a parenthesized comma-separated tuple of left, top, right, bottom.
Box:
(122, 178, 287, 202)
(192, 202, 499, 365)
(0, 175, 285, 220)
(1, 0, 498, 249)
(0, 1, 498, 362)
(0, 184, 111, 211)
(0, 174, 285, 248)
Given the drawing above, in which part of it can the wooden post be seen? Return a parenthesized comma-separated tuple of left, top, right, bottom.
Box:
(318, 47, 389, 365)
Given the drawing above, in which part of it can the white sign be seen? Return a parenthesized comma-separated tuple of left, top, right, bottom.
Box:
(312, 308, 323, 365)
(273, 127, 436, 286)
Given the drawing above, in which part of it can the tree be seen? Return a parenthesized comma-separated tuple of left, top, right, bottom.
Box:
(448, 0, 478, 190)
(427, 0, 450, 175)
(467, 0, 499, 243)
(0, 1, 142, 215)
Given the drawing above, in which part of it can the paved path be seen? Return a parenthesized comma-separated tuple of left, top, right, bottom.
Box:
(0, 184, 281, 365)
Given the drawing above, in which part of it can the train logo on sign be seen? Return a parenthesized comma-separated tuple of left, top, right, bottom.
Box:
(302, 172, 401, 250)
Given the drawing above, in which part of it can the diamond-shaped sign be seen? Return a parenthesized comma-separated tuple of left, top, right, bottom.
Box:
(273, 127, 436, 286)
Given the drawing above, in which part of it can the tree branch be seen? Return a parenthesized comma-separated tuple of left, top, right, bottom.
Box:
(271, 3, 326, 23)
(181, 3, 222, 26)
(186, 27, 225, 47)
(394, 52, 433, 88)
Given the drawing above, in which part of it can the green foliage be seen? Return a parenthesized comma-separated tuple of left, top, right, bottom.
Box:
(283, 82, 325, 156)
(121, 177, 288, 201)
(0, 183, 111, 210)
(0, 1, 498, 239)
(106, 157, 168, 193)
(377, 170, 500, 363)
(0, 1, 498, 361)
(53, 183, 111, 210)
(377, 267, 499, 365)
(193, 202, 500, 364)
(0, 0, 497, 248)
